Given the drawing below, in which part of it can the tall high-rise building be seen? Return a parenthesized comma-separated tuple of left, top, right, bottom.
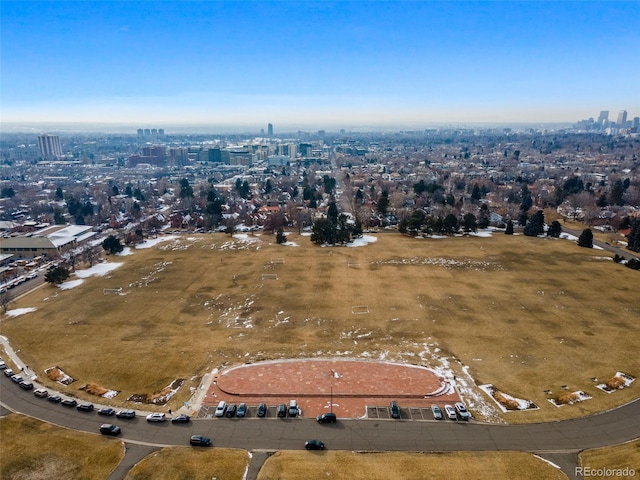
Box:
(598, 111, 609, 123)
(617, 110, 628, 126)
(267, 123, 273, 138)
(37, 134, 62, 159)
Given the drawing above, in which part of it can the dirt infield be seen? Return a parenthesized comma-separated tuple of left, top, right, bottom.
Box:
(204, 359, 461, 418)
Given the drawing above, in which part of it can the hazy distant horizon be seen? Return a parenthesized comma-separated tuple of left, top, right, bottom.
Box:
(2, 1, 638, 128)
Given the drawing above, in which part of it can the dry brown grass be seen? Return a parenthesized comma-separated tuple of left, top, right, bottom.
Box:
(257, 451, 568, 480)
(493, 390, 520, 410)
(579, 440, 640, 479)
(0, 413, 124, 480)
(123, 447, 248, 480)
(556, 392, 582, 405)
(605, 376, 625, 390)
(1, 232, 638, 423)
(82, 382, 110, 396)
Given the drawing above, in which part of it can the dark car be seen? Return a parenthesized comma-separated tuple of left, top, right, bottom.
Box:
(305, 439, 325, 450)
(236, 403, 247, 417)
(225, 404, 237, 417)
(99, 424, 121, 436)
(47, 394, 62, 404)
(316, 412, 337, 424)
(256, 403, 267, 417)
(171, 414, 190, 424)
(277, 403, 286, 417)
(77, 403, 94, 412)
(61, 398, 78, 408)
(19, 381, 34, 390)
(116, 410, 136, 419)
(189, 435, 212, 446)
(98, 407, 116, 416)
(390, 401, 400, 419)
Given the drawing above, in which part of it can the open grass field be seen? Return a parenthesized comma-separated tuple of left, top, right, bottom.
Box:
(123, 447, 249, 480)
(0, 413, 124, 480)
(579, 440, 640, 479)
(1, 231, 638, 422)
(256, 451, 568, 480)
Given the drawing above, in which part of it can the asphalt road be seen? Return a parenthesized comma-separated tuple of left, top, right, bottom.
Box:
(2, 373, 638, 454)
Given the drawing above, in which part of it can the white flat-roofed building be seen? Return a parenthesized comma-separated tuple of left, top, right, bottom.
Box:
(0, 225, 96, 259)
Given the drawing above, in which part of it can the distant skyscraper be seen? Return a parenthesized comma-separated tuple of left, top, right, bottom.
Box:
(598, 111, 609, 123)
(37, 134, 62, 159)
(633, 117, 640, 129)
(137, 129, 144, 137)
(617, 110, 628, 126)
(267, 123, 273, 138)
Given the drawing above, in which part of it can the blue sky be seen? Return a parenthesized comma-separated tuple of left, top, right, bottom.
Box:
(2, 1, 639, 130)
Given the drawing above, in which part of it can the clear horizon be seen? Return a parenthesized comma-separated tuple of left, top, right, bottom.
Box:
(2, 1, 639, 128)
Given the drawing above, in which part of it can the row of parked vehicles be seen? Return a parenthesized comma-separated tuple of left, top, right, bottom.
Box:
(390, 401, 471, 421)
(213, 399, 301, 418)
(0, 271, 38, 293)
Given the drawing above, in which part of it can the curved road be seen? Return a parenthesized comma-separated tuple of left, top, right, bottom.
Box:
(1, 372, 639, 479)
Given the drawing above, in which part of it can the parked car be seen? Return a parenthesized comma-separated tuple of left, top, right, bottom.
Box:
(0, 361, 7, 370)
(10, 374, 23, 384)
(256, 402, 267, 417)
(47, 394, 62, 404)
(146, 413, 166, 422)
(455, 402, 471, 421)
(444, 404, 457, 420)
(77, 403, 94, 412)
(214, 401, 226, 417)
(431, 404, 443, 420)
(390, 401, 400, 419)
(316, 413, 337, 424)
(225, 404, 237, 417)
(99, 424, 121, 436)
(189, 435, 212, 446)
(61, 398, 78, 408)
(236, 403, 247, 417)
(288, 399, 298, 417)
(98, 407, 116, 416)
(33, 388, 49, 398)
(116, 410, 136, 419)
(171, 414, 190, 424)
(277, 403, 286, 417)
(305, 439, 325, 450)
(3, 368, 15, 377)
(19, 381, 34, 390)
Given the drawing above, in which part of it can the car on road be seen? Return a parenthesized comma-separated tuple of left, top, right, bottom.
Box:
(146, 413, 166, 422)
(98, 407, 116, 416)
(444, 404, 457, 420)
(455, 402, 471, 421)
(189, 435, 212, 447)
(171, 414, 190, 424)
(256, 403, 267, 417)
(431, 404, 443, 420)
(47, 394, 62, 404)
(34, 388, 49, 398)
(236, 403, 247, 417)
(10, 374, 23, 384)
(3, 368, 15, 377)
(77, 403, 94, 412)
(99, 424, 121, 436)
(214, 401, 226, 417)
(225, 404, 237, 417)
(305, 440, 325, 450)
(116, 410, 136, 419)
(19, 381, 34, 390)
(277, 404, 286, 417)
(316, 413, 337, 424)
(0, 361, 7, 370)
(61, 398, 78, 408)
(390, 401, 400, 419)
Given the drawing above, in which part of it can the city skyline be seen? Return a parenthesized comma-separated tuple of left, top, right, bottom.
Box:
(1, 1, 639, 131)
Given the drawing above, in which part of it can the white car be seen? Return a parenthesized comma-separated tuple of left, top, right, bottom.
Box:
(214, 400, 227, 417)
(444, 404, 457, 420)
(146, 413, 166, 422)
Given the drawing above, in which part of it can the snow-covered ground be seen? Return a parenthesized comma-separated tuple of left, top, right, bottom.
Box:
(135, 235, 178, 249)
(5, 307, 37, 318)
(347, 235, 378, 247)
(74, 262, 122, 278)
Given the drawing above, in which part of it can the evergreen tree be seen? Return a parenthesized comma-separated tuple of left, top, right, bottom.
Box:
(577, 228, 594, 248)
(102, 235, 124, 254)
(505, 219, 514, 235)
(547, 220, 562, 238)
(45, 266, 70, 285)
(276, 228, 287, 244)
(627, 220, 640, 253)
(523, 210, 545, 237)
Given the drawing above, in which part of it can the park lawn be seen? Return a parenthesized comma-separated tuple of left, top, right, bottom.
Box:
(257, 451, 568, 480)
(579, 440, 640, 479)
(123, 447, 249, 480)
(0, 413, 124, 480)
(1, 231, 638, 422)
